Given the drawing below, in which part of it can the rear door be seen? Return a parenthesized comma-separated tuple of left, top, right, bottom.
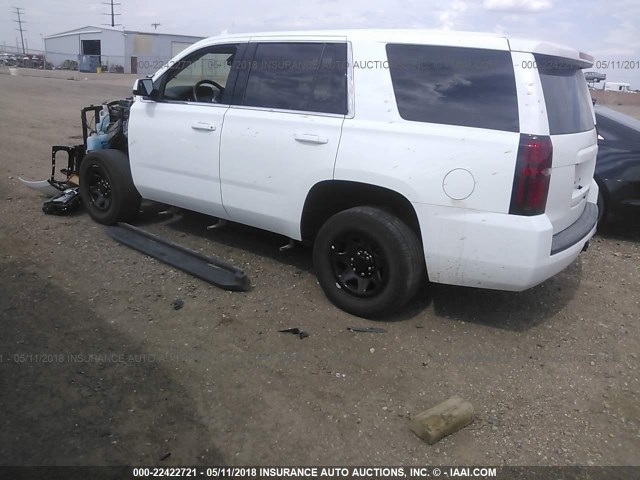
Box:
(219, 40, 348, 239)
(535, 56, 597, 232)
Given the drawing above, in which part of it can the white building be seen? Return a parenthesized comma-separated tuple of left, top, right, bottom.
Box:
(44, 26, 204, 74)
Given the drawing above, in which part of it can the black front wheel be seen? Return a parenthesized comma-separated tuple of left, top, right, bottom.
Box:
(86, 163, 113, 212)
(313, 206, 424, 318)
(79, 149, 141, 225)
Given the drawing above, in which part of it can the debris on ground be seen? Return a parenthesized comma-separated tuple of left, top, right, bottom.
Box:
(410, 395, 474, 445)
(278, 327, 310, 339)
(42, 188, 81, 215)
(106, 223, 251, 292)
(347, 327, 386, 333)
(172, 299, 185, 310)
(19, 177, 62, 196)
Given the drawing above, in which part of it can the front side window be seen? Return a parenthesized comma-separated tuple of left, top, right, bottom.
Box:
(242, 42, 347, 114)
(386, 44, 519, 132)
(162, 44, 238, 104)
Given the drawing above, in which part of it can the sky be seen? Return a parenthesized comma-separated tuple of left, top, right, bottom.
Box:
(1, 0, 639, 87)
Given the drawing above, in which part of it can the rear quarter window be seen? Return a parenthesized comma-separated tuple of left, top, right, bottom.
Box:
(536, 55, 594, 135)
(386, 44, 519, 132)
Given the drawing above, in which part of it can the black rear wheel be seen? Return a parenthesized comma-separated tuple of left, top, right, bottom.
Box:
(329, 231, 389, 298)
(79, 149, 141, 225)
(313, 206, 424, 318)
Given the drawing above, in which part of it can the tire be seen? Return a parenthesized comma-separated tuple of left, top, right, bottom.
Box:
(79, 149, 141, 225)
(313, 206, 425, 319)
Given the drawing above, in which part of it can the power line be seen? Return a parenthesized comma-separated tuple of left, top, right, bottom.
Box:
(101, 0, 122, 27)
(12, 7, 27, 55)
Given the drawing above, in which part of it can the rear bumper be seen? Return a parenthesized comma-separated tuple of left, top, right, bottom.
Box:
(415, 200, 598, 291)
(551, 202, 598, 255)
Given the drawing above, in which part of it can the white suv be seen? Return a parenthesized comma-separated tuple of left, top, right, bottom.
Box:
(79, 29, 599, 318)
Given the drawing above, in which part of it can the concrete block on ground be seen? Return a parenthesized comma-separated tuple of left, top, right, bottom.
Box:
(410, 395, 474, 445)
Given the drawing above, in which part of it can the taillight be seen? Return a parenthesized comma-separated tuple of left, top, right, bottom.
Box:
(509, 134, 553, 216)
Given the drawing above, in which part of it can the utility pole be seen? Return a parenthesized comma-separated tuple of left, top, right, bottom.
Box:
(151, 23, 161, 30)
(102, 0, 122, 27)
(40, 34, 47, 69)
(12, 7, 27, 54)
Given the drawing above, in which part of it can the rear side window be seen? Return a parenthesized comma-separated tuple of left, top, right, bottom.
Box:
(242, 42, 347, 114)
(386, 44, 519, 132)
(536, 56, 594, 135)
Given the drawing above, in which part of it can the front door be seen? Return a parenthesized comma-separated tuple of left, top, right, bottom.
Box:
(128, 43, 241, 217)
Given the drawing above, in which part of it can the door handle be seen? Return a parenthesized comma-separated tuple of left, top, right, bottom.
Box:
(293, 133, 328, 145)
(191, 122, 216, 131)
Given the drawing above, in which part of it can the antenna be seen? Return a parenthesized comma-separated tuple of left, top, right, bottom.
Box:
(101, 0, 122, 27)
(12, 7, 27, 54)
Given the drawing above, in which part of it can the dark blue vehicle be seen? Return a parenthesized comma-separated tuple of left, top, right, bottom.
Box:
(594, 106, 640, 224)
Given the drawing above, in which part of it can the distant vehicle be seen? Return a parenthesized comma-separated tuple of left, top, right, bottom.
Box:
(604, 82, 632, 92)
(0, 53, 17, 66)
(594, 106, 640, 223)
(585, 71, 606, 83)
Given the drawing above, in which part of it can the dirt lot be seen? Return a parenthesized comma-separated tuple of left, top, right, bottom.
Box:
(591, 90, 640, 119)
(0, 71, 639, 467)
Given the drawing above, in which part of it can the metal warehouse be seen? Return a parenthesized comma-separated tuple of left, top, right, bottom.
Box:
(44, 26, 204, 75)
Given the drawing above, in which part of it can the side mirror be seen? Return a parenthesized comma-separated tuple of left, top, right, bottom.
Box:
(133, 78, 155, 98)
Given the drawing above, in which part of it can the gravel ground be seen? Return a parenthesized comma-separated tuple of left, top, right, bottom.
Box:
(0, 72, 638, 467)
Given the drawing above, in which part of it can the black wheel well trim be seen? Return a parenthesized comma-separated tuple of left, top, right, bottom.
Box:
(594, 176, 614, 224)
(593, 175, 611, 213)
(300, 180, 423, 244)
(85, 148, 129, 160)
(81, 148, 132, 179)
(594, 175, 611, 205)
